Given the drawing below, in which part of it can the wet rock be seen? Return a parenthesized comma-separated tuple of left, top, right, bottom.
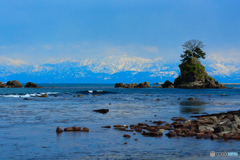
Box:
(165, 131, 176, 137)
(178, 98, 181, 100)
(153, 121, 165, 125)
(24, 82, 40, 88)
(125, 129, 134, 132)
(114, 125, 123, 127)
(146, 94, 149, 96)
(73, 95, 76, 97)
(133, 133, 136, 135)
(56, 126, 63, 133)
(134, 139, 138, 141)
(123, 134, 131, 138)
(109, 103, 111, 105)
(210, 134, 220, 140)
(101, 126, 111, 128)
(219, 118, 231, 126)
(78, 94, 84, 97)
(142, 131, 163, 137)
(93, 109, 109, 114)
(23, 98, 32, 100)
(158, 125, 173, 130)
(38, 93, 48, 97)
(171, 117, 186, 121)
(6, 80, 22, 88)
(187, 97, 195, 101)
(82, 127, 89, 132)
(135, 128, 142, 133)
(64, 127, 74, 131)
(124, 142, 128, 144)
(155, 99, 160, 101)
(138, 123, 147, 126)
(73, 127, 81, 131)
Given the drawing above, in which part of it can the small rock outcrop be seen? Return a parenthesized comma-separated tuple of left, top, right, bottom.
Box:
(56, 126, 63, 133)
(114, 81, 150, 88)
(0, 82, 7, 88)
(161, 80, 174, 88)
(6, 80, 23, 88)
(24, 82, 40, 88)
(38, 93, 48, 97)
(174, 58, 227, 89)
(93, 109, 109, 114)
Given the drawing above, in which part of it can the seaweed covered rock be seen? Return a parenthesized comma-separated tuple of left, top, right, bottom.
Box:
(174, 58, 226, 89)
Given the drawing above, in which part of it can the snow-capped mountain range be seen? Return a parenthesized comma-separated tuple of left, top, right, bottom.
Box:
(0, 54, 239, 83)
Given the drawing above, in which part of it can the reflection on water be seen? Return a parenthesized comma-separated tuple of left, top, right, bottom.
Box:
(180, 100, 208, 106)
(180, 106, 205, 114)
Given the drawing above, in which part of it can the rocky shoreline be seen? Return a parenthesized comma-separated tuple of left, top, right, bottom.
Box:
(56, 109, 240, 142)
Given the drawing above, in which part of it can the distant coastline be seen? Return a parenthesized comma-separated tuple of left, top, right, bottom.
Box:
(222, 83, 240, 85)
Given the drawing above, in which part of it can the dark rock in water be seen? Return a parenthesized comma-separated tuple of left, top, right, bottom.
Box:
(64, 127, 74, 131)
(56, 126, 63, 133)
(161, 80, 174, 88)
(153, 121, 165, 125)
(114, 81, 150, 88)
(73, 127, 81, 131)
(187, 97, 195, 101)
(171, 117, 186, 121)
(138, 81, 150, 88)
(155, 99, 160, 101)
(123, 134, 131, 138)
(142, 131, 163, 137)
(6, 80, 22, 88)
(115, 83, 125, 88)
(78, 94, 84, 97)
(101, 125, 111, 128)
(124, 142, 128, 144)
(24, 82, 40, 88)
(174, 58, 227, 89)
(38, 93, 48, 97)
(93, 109, 109, 114)
(82, 127, 89, 132)
(0, 82, 7, 88)
(23, 98, 32, 100)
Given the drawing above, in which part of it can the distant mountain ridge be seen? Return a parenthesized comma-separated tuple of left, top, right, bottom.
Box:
(0, 54, 239, 83)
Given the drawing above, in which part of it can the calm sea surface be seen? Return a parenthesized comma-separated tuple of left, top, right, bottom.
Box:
(0, 84, 240, 159)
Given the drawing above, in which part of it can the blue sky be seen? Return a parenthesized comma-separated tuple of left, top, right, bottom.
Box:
(0, 0, 240, 65)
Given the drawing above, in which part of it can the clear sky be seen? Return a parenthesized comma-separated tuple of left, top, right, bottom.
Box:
(0, 0, 240, 64)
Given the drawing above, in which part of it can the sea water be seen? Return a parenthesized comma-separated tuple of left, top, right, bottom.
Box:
(0, 84, 240, 159)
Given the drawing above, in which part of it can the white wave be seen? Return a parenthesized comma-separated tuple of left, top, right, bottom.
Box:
(0, 92, 59, 98)
(88, 90, 93, 93)
(96, 90, 103, 92)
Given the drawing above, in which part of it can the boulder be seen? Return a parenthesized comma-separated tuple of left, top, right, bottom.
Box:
(137, 81, 150, 88)
(82, 127, 89, 132)
(161, 80, 174, 88)
(93, 109, 109, 114)
(24, 82, 40, 88)
(101, 126, 111, 128)
(38, 93, 48, 97)
(64, 127, 74, 131)
(56, 126, 63, 133)
(0, 82, 6, 88)
(187, 97, 195, 101)
(6, 80, 22, 88)
(114, 83, 126, 88)
(142, 131, 163, 137)
(123, 134, 131, 138)
(73, 127, 81, 131)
